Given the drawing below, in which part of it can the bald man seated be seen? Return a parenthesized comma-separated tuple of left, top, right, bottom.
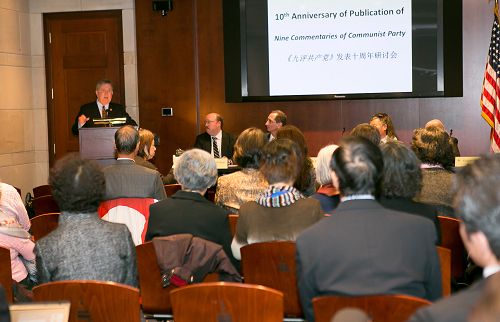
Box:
(425, 119, 460, 157)
(194, 113, 237, 159)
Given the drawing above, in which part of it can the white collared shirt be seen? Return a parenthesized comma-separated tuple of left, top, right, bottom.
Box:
(97, 100, 108, 118)
(341, 194, 376, 202)
(483, 265, 500, 278)
(211, 131, 222, 158)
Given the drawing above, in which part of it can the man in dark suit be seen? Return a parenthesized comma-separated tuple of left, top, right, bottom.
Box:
(194, 113, 236, 159)
(408, 155, 500, 322)
(265, 109, 287, 141)
(102, 125, 166, 201)
(71, 79, 137, 135)
(296, 136, 441, 322)
(145, 148, 238, 269)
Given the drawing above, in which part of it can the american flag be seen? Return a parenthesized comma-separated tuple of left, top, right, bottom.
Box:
(481, 2, 500, 153)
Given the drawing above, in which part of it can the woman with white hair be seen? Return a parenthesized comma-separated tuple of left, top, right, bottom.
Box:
(145, 149, 237, 267)
(311, 144, 340, 213)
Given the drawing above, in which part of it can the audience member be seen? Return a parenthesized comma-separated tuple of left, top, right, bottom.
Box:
(296, 136, 441, 322)
(369, 112, 398, 143)
(311, 144, 340, 213)
(409, 155, 500, 322)
(350, 123, 381, 145)
(425, 118, 461, 157)
(71, 79, 136, 135)
(265, 109, 287, 141)
(194, 113, 237, 159)
(102, 125, 166, 201)
(231, 139, 322, 260)
(215, 128, 268, 213)
(135, 128, 173, 184)
(0, 210, 36, 289)
(276, 125, 316, 196)
(468, 273, 500, 322)
(0, 182, 30, 231)
(146, 149, 238, 267)
(379, 141, 441, 244)
(36, 154, 137, 287)
(412, 127, 455, 209)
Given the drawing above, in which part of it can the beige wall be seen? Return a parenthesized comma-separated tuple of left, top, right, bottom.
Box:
(0, 0, 138, 195)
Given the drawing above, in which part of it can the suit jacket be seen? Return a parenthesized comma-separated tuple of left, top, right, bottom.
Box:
(296, 199, 441, 322)
(408, 278, 487, 322)
(102, 159, 167, 201)
(35, 212, 138, 287)
(71, 101, 137, 135)
(451, 136, 460, 157)
(379, 196, 441, 245)
(193, 131, 237, 159)
(146, 190, 238, 269)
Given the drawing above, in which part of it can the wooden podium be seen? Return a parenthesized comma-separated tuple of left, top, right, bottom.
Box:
(79, 127, 119, 166)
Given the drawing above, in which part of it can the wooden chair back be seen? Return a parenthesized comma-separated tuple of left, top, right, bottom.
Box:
(164, 184, 182, 197)
(136, 241, 220, 316)
(438, 216, 466, 280)
(228, 214, 238, 238)
(32, 195, 60, 217)
(32, 185, 52, 198)
(136, 241, 174, 314)
(240, 241, 302, 317)
(170, 282, 284, 322)
(312, 294, 431, 322)
(33, 280, 140, 322)
(30, 213, 60, 241)
(436, 246, 451, 296)
(0, 247, 13, 303)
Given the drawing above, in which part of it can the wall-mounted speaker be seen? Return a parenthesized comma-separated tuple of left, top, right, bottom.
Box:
(152, 0, 173, 16)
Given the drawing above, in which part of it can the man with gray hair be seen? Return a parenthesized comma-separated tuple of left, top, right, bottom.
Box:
(102, 125, 166, 201)
(296, 136, 441, 322)
(265, 109, 287, 141)
(409, 155, 500, 322)
(146, 149, 237, 267)
(425, 118, 460, 157)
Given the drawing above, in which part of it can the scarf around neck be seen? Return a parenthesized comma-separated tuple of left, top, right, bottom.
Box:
(256, 185, 303, 208)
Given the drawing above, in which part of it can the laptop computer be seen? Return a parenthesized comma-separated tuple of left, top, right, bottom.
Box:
(9, 301, 70, 322)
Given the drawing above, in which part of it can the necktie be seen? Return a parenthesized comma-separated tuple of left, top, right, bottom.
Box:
(212, 136, 220, 158)
(102, 106, 108, 118)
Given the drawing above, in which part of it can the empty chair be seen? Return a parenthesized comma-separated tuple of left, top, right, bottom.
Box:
(170, 282, 284, 322)
(136, 240, 238, 319)
(136, 241, 174, 317)
(164, 184, 182, 197)
(33, 280, 140, 322)
(438, 216, 467, 281)
(32, 196, 59, 217)
(32, 185, 52, 198)
(240, 241, 302, 317)
(0, 247, 13, 303)
(436, 246, 451, 296)
(30, 213, 59, 241)
(312, 294, 431, 322)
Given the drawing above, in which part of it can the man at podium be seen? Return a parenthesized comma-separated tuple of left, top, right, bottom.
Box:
(71, 79, 137, 135)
